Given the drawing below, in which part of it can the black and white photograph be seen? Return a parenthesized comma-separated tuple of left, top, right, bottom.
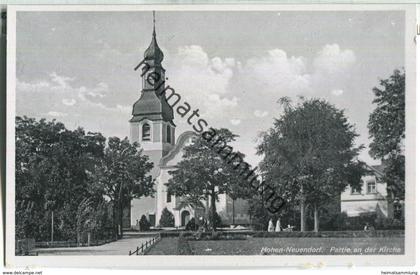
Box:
(4, 4, 417, 269)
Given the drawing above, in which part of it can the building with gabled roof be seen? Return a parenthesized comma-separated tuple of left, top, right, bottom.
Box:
(341, 164, 402, 219)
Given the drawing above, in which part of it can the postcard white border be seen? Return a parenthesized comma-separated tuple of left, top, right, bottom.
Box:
(5, 4, 417, 268)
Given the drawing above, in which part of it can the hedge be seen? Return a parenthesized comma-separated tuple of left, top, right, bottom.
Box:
(159, 230, 404, 238)
(252, 230, 404, 238)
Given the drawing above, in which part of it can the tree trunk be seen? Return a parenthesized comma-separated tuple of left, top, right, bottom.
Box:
(313, 204, 319, 232)
(112, 202, 118, 240)
(210, 190, 217, 231)
(77, 232, 80, 247)
(119, 200, 124, 239)
(232, 198, 235, 225)
(205, 196, 210, 221)
(300, 196, 306, 232)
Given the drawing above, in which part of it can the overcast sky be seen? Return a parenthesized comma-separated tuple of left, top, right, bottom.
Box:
(16, 10, 405, 166)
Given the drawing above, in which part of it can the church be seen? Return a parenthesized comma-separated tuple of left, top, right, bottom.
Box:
(126, 18, 250, 229)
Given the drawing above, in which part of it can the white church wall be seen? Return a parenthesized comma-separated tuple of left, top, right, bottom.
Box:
(155, 167, 176, 226)
(129, 122, 139, 143)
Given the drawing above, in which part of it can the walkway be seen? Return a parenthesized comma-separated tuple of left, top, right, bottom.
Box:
(35, 233, 154, 256)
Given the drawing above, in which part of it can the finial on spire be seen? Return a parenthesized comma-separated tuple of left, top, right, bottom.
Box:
(153, 11, 156, 37)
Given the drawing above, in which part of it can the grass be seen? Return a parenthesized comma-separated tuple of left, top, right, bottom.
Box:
(147, 237, 404, 255)
(146, 238, 179, 255)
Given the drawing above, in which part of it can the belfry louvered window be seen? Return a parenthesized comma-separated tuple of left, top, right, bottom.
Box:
(142, 123, 151, 141)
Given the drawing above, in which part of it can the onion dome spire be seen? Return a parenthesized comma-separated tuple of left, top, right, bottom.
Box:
(144, 11, 164, 64)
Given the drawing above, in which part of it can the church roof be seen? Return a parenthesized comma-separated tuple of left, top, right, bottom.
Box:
(159, 131, 198, 167)
(131, 89, 174, 124)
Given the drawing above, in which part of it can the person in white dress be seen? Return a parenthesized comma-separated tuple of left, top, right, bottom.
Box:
(275, 218, 281, 232)
(268, 219, 274, 232)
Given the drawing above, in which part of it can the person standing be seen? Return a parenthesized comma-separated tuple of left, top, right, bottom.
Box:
(275, 218, 282, 232)
(268, 219, 274, 232)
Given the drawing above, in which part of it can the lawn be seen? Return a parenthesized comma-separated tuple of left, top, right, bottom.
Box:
(147, 236, 404, 255)
(146, 238, 179, 255)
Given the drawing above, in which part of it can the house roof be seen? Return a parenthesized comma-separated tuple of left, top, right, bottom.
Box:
(367, 163, 385, 177)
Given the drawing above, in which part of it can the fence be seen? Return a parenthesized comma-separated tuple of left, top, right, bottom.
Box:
(129, 234, 161, 256)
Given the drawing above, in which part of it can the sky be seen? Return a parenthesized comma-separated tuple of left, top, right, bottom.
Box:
(15, 10, 405, 166)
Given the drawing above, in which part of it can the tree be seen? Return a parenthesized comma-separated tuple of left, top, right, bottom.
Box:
(159, 207, 175, 227)
(257, 98, 366, 232)
(368, 69, 405, 200)
(15, 116, 106, 241)
(91, 137, 154, 238)
(166, 129, 249, 231)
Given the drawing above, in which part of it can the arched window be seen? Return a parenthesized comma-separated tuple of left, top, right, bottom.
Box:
(166, 125, 171, 143)
(142, 123, 151, 141)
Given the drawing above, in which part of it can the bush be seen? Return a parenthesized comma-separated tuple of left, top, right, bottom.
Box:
(185, 217, 199, 231)
(252, 230, 404, 238)
(159, 208, 175, 227)
(139, 215, 151, 231)
(322, 212, 349, 231)
(322, 212, 405, 231)
(375, 217, 405, 230)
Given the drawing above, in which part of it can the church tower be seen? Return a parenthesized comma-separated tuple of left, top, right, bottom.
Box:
(129, 12, 175, 227)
